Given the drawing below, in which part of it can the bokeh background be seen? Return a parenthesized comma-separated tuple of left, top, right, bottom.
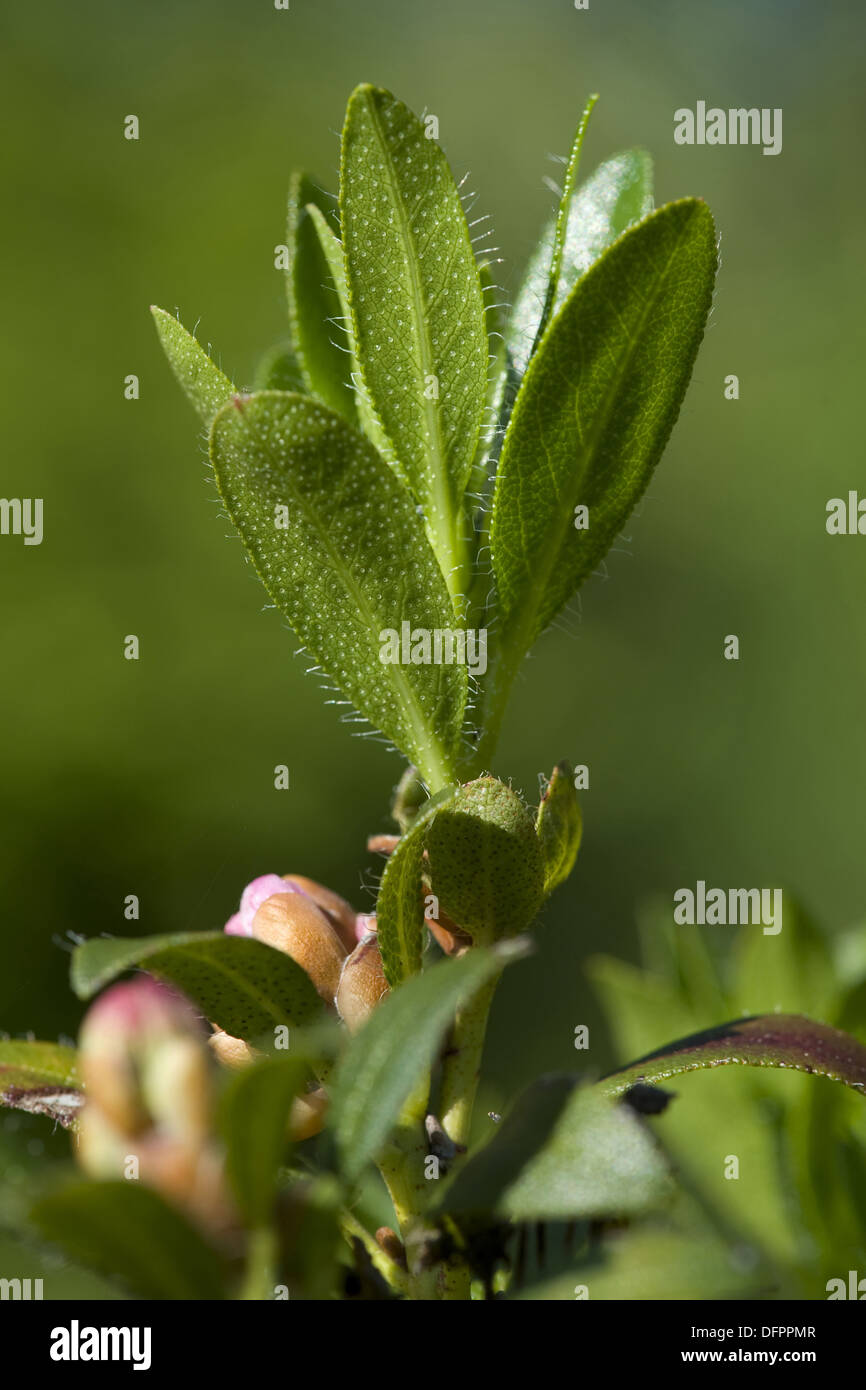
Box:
(1, 0, 864, 1235)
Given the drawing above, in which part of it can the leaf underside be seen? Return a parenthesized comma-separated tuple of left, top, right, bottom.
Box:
(0, 1040, 81, 1128)
(600, 1014, 866, 1097)
(508, 148, 654, 376)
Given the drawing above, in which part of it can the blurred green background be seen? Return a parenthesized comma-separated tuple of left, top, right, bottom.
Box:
(1, 0, 864, 1157)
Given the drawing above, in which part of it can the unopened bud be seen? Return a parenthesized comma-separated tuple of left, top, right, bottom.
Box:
(209, 1029, 255, 1069)
(252, 892, 347, 1002)
(335, 935, 389, 1031)
(77, 979, 234, 1233)
(79, 977, 211, 1142)
(224, 873, 294, 938)
(288, 1086, 328, 1141)
(279, 875, 358, 954)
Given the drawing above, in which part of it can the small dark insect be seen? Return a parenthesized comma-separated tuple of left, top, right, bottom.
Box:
(621, 1082, 675, 1116)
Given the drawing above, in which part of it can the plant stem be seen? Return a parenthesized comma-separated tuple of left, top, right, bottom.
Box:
(339, 1209, 409, 1296)
(239, 1226, 278, 1300)
(439, 971, 501, 1149)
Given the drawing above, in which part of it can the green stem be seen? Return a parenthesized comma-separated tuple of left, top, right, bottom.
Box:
(339, 1209, 409, 1296)
(239, 1226, 278, 1300)
(439, 971, 501, 1149)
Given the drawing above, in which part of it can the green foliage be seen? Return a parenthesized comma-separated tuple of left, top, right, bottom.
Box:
(286, 173, 359, 424)
(14, 81, 856, 1303)
(601, 1014, 866, 1097)
(491, 200, 717, 664)
(152, 87, 715, 778)
(32, 1182, 226, 1300)
(535, 762, 583, 894)
(209, 391, 465, 790)
(340, 84, 488, 597)
(509, 147, 654, 375)
(438, 1076, 672, 1221)
(71, 931, 323, 1041)
(589, 906, 866, 1291)
(220, 1055, 309, 1227)
(0, 1039, 80, 1128)
(425, 777, 545, 943)
(150, 307, 234, 424)
(329, 940, 529, 1183)
(375, 785, 456, 986)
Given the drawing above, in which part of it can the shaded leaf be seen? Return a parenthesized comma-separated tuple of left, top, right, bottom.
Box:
(588, 953, 808, 1265)
(253, 341, 307, 393)
(151, 306, 235, 424)
(340, 84, 488, 594)
(286, 173, 358, 424)
(220, 1055, 310, 1226)
(209, 391, 465, 790)
(304, 204, 391, 459)
(32, 1181, 225, 1299)
(0, 1040, 81, 1129)
(600, 1015, 866, 1098)
(425, 777, 545, 943)
(491, 200, 717, 660)
(733, 899, 835, 1020)
(438, 1075, 672, 1221)
(509, 148, 654, 376)
(330, 940, 530, 1183)
(527, 95, 598, 354)
(535, 761, 582, 894)
(70, 931, 323, 1043)
(514, 1222, 774, 1301)
(376, 786, 456, 987)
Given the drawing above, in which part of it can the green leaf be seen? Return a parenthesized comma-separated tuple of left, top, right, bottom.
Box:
(375, 786, 456, 987)
(0, 1040, 81, 1129)
(209, 390, 466, 790)
(70, 931, 323, 1042)
(425, 777, 545, 943)
(32, 1181, 225, 1299)
(491, 199, 716, 662)
(600, 1015, 866, 1098)
(151, 306, 235, 424)
(340, 84, 488, 596)
(286, 174, 359, 424)
(220, 1055, 309, 1227)
(509, 149, 654, 376)
(305, 204, 392, 458)
(732, 899, 835, 1020)
(253, 341, 307, 393)
(466, 257, 510, 504)
(330, 940, 530, 1183)
(529, 95, 598, 353)
(437, 1076, 672, 1221)
(514, 1223, 774, 1301)
(587, 953, 808, 1264)
(535, 762, 582, 893)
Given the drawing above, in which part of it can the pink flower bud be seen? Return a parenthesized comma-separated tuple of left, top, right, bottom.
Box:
(224, 873, 298, 936)
(354, 913, 377, 943)
(78, 977, 211, 1141)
